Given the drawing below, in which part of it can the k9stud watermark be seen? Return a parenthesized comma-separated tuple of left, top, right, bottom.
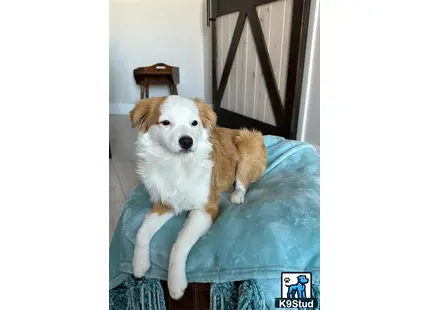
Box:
(275, 272, 319, 309)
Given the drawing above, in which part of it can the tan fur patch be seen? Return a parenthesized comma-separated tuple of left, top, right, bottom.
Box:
(129, 97, 166, 133)
(199, 102, 267, 197)
(209, 128, 241, 193)
(148, 201, 172, 215)
(183, 100, 268, 217)
(205, 202, 219, 221)
(193, 98, 217, 131)
(234, 129, 268, 188)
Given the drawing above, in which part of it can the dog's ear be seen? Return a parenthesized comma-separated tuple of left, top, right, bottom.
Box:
(129, 99, 152, 130)
(129, 97, 164, 132)
(193, 98, 217, 131)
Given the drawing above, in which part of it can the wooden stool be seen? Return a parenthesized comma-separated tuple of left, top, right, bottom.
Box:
(133, 63, 180, 99)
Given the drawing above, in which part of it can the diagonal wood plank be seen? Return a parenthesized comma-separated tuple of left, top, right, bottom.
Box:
(247, 6, 285, 127)
(215, 10, 247, 112)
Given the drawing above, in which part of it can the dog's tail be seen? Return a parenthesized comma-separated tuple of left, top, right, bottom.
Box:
(234, 128, 263, 146)
(233, 129, 268, 185)
(234, 129, 267, 162)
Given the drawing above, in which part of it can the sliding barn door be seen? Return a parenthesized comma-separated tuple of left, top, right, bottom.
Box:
(209, 0, 311, 139)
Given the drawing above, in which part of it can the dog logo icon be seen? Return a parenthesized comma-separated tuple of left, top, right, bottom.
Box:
(281, 272, 312, 299)
(284, 274, 309, 298)
(275, 272, 318, 308)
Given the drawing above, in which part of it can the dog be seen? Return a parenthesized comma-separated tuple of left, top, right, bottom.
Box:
(286, 275, 309, 299)
(129, 95, 267, 300)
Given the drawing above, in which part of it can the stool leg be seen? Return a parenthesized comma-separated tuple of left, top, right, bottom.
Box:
(140, 86, 144, 99)
(172, 85, 178, 95)
(145, 85, 149, 98)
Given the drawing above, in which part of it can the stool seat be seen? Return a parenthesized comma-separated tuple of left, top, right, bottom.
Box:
(134, 63, 180, 98)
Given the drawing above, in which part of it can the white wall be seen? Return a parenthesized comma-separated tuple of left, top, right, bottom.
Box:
(109, 0, 210, 114)
(297, 0, 320, 149)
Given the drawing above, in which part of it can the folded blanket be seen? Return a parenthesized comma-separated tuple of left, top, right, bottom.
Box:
(109, 135, 320, 309)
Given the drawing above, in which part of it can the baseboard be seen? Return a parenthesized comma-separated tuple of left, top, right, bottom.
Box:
(110, 103, 134, 115)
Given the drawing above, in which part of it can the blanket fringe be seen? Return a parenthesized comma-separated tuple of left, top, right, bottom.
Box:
(125, 278, 140, 310)
(109, 283, 127, 310)
(210, 282, 237, 310)
(137, 278, 166, 310)
(237, 280, 269, 310)
(109, 277, 166, 310)
(111, 278, 319, 310)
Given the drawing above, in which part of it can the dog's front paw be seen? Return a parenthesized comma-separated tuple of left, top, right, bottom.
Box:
(168, 246, 188, 300)
(168, 269, 188, 300)
(133, 246, 151, 278)
(229, 189, 245, 204)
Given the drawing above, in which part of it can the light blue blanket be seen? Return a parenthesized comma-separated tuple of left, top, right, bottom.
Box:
(109, 135, 320, 309)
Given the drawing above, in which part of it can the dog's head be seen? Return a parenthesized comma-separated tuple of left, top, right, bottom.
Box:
(129, 95, 217, 154)
(297, 275, 309, 284)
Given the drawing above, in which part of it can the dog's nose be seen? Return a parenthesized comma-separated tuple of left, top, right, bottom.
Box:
(179, 136, 193, 150)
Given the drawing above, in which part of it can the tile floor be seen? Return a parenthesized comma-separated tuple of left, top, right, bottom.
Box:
(109, 114, 138, 244)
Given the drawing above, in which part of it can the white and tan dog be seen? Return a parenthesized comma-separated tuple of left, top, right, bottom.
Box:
(129, 95, 267, 300)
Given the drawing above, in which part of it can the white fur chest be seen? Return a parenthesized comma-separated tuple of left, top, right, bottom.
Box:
(135, 134, 214, 214)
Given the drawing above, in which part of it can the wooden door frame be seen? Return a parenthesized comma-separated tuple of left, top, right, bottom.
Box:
(210, 0, 311, 139)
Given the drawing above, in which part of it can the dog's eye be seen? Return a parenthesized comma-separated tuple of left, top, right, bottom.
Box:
(161, 120, 170, 126)
(191, 120, 198, 126)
